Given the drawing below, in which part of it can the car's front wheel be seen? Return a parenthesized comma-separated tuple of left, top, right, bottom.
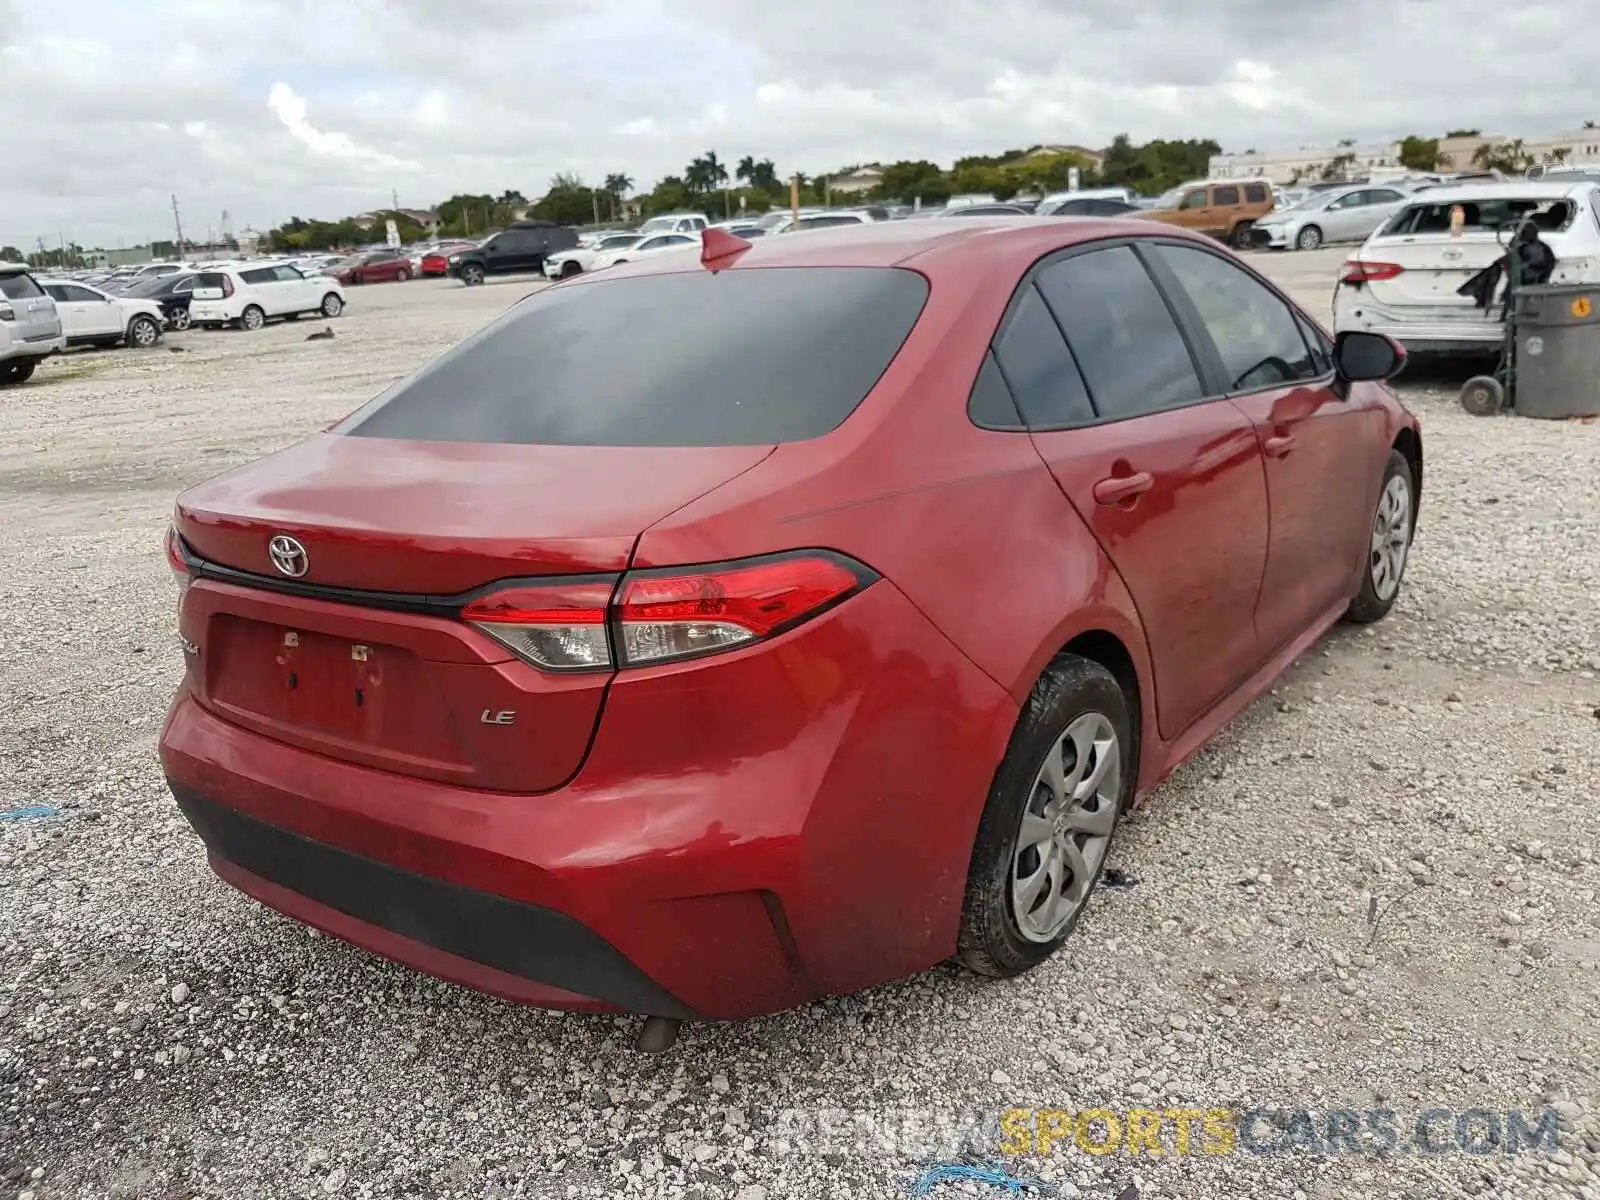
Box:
(1346, 449, 1415, 624)
(1296, 225, 1324, 251)
(957, 654, 1131, 978)
(127, 314, 162, 348)
(321, 293, 344, 317)
(560, 260, 582, 278)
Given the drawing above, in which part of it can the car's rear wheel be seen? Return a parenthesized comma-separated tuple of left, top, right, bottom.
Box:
(461, 264, 485, 286)
(957, 655, 1131, 978)
(238, 305, 266, 331)
(127, 314, 162, 348)
(1346, 450, 1415, 624)
(1296, 225, 1324, 251)
(169, 306, 192, 331)
(0, 358, 38, 386)
(321, 293, 344, 318)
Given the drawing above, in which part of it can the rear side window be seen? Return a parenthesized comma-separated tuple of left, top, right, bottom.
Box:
(1382, 197, 1575, 236)
(1151, 244, 1320, 390)
(968, 351, 1024, 429)
(1213, 186, 1240, 206)
(990, 285, 1094, 427)
(0, 273, 44, 300)
(1036, 248, 1205, 421)
(341, 267, 930, 447)
(1244, 183, 1269, 204)
(241, 267, 278, 284)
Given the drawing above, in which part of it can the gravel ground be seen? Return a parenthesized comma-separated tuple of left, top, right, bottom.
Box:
(1, 254, 1598, 1200)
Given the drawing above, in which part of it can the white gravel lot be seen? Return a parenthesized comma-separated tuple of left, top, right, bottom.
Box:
(1, 253, 1598, 1200)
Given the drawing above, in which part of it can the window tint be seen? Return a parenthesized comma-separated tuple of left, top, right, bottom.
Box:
(1295, 314, 1333, 375)
(0, 273, 45, 300)
(968, 350, 1024, 429)
(1152, 244, 1319, 391)
(195, 272, 230, 290)
(43, 284, 67, 301)
(63, 284, 103, 302)
(341, 267, 929, 447)
(241, 267, 278, 284)
(1213, 186, 1240, 206)
(1369, 189, 1404, 203)
(1244, 183, 1269, 204)
(1036, 248, 1204, 420)
(273, 266, 306, 282)
(1179, 190, 1207, 210)
(991, 284, 1094, 427)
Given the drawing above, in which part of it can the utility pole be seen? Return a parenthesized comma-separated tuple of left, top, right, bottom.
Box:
(392, 188, 399, 212)
(171, 194, 186, 260)
(591, 188, 600, 227)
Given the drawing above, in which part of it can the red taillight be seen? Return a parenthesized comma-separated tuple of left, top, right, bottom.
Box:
(1341, 260, 1404, 284)
(165, 525, 189, 579)
(461, 578, 613, 672)
(459, 552, 876, 673)
(221, 276, 235, 298)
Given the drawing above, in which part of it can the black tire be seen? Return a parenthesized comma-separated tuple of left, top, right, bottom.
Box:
(239, 305, 266, 332)
(461, 263, 485, 286)
(0, 358, 38, 386)
(1345, 449, 1415, 625)
(169, 306, 192, 331)
(321, 293, 344, 318)
(560, 260, 582, 278)
(956, 654, 1133, 978)
(1230, 221, 1255, 249)
(126, 314, 162, 348)
(1296, 225, 1323, 251)
(1459, 375, 1504, 416)
(397, 267, 411, 282)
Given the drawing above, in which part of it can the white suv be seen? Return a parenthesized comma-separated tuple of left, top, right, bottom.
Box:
(1, 263, 65, 386)
(189, 263, 347, 331)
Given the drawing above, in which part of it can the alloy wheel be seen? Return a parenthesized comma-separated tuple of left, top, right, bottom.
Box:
(130, 317, 159, 347)
(1011, 712, 1121, 943)
(1370, 474, 1412, 601)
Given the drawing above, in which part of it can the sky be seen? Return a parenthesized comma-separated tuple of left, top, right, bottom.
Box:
(1, 0, 1591, 250)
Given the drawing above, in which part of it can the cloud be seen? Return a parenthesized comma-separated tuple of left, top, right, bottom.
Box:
(0, 0, 1591, 249)
(266, 82, 424, 172)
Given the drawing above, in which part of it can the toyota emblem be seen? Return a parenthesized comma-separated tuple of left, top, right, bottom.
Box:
(267, 535, 309, 578)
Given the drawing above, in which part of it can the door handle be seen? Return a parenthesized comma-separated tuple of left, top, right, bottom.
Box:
(1092, 472, 1154, 505)
(1264, 434, 1296, 458)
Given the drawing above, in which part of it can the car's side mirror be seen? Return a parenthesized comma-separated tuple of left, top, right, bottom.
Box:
(1334, 329, 1406, 382)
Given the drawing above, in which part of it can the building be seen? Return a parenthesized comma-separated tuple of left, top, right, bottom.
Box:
(1208, 142, 1400, 184)
(826, 167, 883, 196)
(1007, 144, 1106, 172)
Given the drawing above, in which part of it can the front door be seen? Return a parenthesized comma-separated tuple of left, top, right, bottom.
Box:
(1145, 240, 1386, 655)
(1022, 245, 1271, 739)
(48, 284, 121, 338)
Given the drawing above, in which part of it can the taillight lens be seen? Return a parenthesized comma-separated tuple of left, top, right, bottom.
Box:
(459, 552, 876, 673)
(617, 554, 869, 666)
(222, 276, 235, 298)
(462, 578, 613, 672)
(1341, 260, 1404, 284)
(165, 526, 192, 601)
(0, 302, 14, 322)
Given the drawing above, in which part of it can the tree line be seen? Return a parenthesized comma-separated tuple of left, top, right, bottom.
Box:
(257, 135, 1223, 251)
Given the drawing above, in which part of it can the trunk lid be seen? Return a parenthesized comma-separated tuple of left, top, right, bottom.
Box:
(0, 271, 62, 342)
(174, 433, 772, 792)
(1358, 231, 1597, 309)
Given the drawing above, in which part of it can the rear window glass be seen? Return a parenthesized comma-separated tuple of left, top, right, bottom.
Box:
(340, 267, 930, 447)
(195, 273, 229, 289)
(0, 273, 45, 300)
(1381, 197, 1576, 236)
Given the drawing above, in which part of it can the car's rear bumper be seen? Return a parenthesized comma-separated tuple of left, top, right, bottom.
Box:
(1334, 290, 1505, 352)
(1, 332, 65, 359)
(159, 579, 1018, 1019)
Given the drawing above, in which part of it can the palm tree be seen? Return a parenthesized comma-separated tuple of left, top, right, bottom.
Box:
(704, 150, 729, 191)
(603, 173, 633, 220)
(737, 156, 757, 186)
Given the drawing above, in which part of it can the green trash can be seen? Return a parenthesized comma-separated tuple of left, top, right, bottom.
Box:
(1512, 284, 1600, 419)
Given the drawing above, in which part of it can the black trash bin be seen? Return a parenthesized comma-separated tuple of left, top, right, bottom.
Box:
(1511, 283, 1600, 419)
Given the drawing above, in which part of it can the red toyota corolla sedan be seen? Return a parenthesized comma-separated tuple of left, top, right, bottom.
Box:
(160, 220, 1421, 1028)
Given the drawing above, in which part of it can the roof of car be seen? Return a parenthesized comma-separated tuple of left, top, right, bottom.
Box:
(1394, 180, 1599, 203)
(586, 215, 1199, 281)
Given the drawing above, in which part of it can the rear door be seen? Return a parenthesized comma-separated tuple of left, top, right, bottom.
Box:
(1014, 242, 1270, 739)
(1207, 185, 1241, 238)
(2, 271, 62, 344)
(238, 266, 286, 314)
(1146, 241, 1383, 655)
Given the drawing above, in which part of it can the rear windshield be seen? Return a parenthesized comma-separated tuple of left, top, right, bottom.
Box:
(0, 273, 45, 300)
(1381, 197, 1576, 236)
(340, 267, 930, 447)
(195, 273, 230, 290)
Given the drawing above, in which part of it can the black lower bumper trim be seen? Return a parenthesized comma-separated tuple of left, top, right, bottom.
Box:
(169, 783, 694, 1018)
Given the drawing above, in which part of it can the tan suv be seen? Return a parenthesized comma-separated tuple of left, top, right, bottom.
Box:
(1136, 180, 1276, 248)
